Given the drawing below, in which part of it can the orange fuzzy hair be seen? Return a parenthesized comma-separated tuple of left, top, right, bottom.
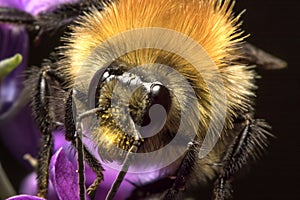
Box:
(66, 0, 245, 74)
(62, 0, 256, 137)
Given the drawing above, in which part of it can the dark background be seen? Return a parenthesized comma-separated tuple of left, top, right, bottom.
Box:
(232, 0, 300, 199)
(0, 0, 299, 199)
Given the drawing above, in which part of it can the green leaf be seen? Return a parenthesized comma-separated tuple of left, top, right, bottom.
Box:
(0, 54, 23, 79)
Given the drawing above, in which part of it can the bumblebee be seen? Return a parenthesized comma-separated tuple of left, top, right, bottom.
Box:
(0, 0, 287, 199)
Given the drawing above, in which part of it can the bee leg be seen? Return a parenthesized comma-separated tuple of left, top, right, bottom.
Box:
(65, 93, 104, 200)
(105, 140, 142, 200)
(32, 68, 56, 198)
(36, 136, 53, 198)
(162, 136, 201, 200)
(213, 116, 271, 200)
(32, 64, 83, 199)
(83, 145, 104, 199)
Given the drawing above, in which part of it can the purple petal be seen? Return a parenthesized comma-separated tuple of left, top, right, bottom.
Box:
(53, 131, 70, 152)
(7, 194, 45, 200)
(50, 147, 80, 200)
(0, 0, 79, 15)
(0, 25, 28, 114)
(0, 0, 24, 10)
(19, 172, 59, 200)
(49, 145, 136, 200)
(23, 0, 79, 15)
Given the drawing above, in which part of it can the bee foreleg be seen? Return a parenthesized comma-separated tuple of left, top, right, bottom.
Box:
(82, 145, 104, 199)
(213, 116, 271, 200)
(105, 140, 141, 200)
(65, 94, 104, 200)
(31, 67, 58, 198)
(162, 136, 201, 200)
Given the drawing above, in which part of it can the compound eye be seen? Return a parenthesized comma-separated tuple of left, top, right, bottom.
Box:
(88, 63, 125, 109)
(88, 67, 107, 109)
(142, 83, 172, 129)
(140, 83, 172, 136)
(150, 83, 172, 113)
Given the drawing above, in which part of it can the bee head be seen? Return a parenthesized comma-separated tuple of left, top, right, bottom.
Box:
(86, 59, 182, 161)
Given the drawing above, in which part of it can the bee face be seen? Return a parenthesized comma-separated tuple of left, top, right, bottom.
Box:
(85, 58, 190, 163)
(91, 61, 172, 147)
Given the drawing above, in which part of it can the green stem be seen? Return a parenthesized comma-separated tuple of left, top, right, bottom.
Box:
(0, 53, 23, 79)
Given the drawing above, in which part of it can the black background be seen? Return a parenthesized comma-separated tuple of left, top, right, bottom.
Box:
(232, 0, 299, 199)
(0, 0, 299, 199)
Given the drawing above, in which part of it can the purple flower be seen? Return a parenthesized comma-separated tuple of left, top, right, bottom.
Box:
(0, 25, 28, 114)
(49, 147, 135, 200)
(0, 0, 78, 115)
(13, 145, 136, 200)
(0, 0, 77, 15)
(0, 0, 77, 166)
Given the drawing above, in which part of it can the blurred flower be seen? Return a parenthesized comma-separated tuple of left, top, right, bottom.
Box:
(0, 24, 28, 115)
(0, 0, 77, 166)
(0, 0, 77, 15)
